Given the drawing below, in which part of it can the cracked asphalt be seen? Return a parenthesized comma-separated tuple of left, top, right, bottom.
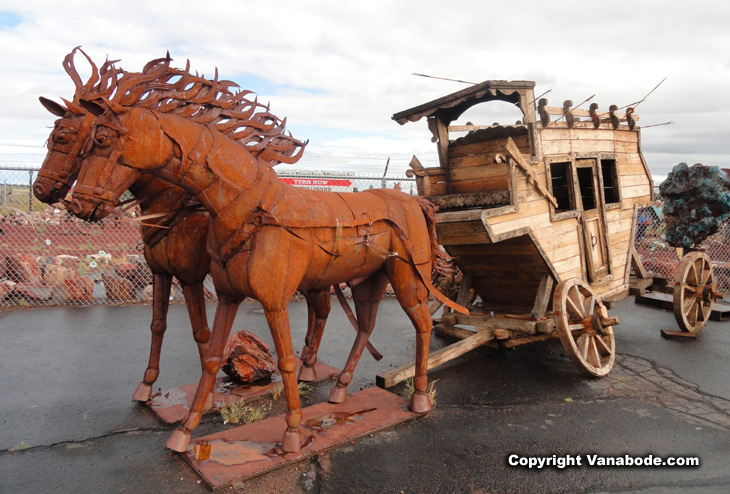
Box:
(1, 295, 729, 493)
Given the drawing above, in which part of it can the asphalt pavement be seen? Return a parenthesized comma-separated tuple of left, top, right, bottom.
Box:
(1, 294, 729, 493)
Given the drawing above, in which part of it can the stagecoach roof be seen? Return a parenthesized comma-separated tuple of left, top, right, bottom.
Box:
(392, 80, 535, 126)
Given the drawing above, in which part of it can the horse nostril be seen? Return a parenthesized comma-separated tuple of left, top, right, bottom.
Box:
(33, 183, 48, 200)
(69, 199, 84, 216)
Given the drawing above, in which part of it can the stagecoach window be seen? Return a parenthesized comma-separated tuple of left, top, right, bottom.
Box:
(549, 161, 574, 212)
(576, 167, 596, 210)
(601, 159, 619, 204)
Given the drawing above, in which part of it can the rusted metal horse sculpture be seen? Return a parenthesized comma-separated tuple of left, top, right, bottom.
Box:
(60, 54, 466, 453)
(35, 49, 331, 409)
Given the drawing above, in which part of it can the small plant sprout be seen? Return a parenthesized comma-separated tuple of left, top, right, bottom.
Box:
(297, 382, 314, 397)
(271, 383, 283, 400)
(404, 377, 438, 407)
(219, 401, 270, 425)
(9, 441, 30, 452)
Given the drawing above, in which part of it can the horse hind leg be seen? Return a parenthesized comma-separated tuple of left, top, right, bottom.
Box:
(387, 260, 433, 414)
(328, 272, 389, 404)
(298, 287, 331, 382)
(132, 273, 172, 402)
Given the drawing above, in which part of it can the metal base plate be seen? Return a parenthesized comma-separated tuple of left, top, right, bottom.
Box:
(182, 387, 419, 490)
(146, 360, 339, 424)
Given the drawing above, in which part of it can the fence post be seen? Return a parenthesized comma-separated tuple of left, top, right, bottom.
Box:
(28, 170, 33, 212)
(381, 157, 390, 188)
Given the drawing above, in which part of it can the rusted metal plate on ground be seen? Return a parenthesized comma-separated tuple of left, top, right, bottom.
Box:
(146, 360, 338, 424)
(183, 387, 418, 490)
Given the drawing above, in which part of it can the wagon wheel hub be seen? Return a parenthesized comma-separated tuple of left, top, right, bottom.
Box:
(673, 251, 719, 334)
(582, 312, 620, 336)
(553, 278, 616, 377)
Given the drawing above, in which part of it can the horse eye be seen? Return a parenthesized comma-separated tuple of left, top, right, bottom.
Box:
(54, 131, 70, 144)
(94, 129, 114, 147)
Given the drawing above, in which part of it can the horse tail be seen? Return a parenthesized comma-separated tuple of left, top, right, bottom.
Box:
(415, 197, 454, 277)
(415, 197, 469, 315)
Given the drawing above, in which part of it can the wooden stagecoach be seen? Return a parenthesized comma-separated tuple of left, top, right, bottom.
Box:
(378, 80, 654, 384)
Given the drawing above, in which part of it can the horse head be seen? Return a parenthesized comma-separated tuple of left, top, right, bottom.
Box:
(69, 102, 175, 221)
(34, 97, 98, 203)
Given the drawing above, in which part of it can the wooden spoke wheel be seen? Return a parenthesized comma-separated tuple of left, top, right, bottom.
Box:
(673, 251, 715, 334)
(553, 278, 616, 377)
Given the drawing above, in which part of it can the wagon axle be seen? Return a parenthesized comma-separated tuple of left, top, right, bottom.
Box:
(583, 308, 620, 336)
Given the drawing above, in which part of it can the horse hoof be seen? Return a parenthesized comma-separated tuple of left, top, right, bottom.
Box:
(409, 392, 431, 414)
(281, 429, 301, 453)
(132, 382, 152, 402)
(327, 385, 347, 404)
(204, 392, 215, 411)
(298, 365, 317, 382)
(166, 428, 191, 453)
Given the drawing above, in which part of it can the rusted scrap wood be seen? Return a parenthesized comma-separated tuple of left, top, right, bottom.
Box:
(660, 329, 698, 340)
(376, 330, 493, 388)
(333, 285, 383, 361)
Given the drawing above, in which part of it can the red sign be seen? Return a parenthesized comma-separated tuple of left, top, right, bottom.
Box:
(279, 178, 352, 187)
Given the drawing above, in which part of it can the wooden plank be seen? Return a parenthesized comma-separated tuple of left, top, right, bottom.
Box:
(631, 246, 648, 278)
(449, 176, 510, 193)
(661, 329, 698, 340)
(617, 162, 648, 176)
(570, 139, 616, 155)
(487, 201, 548, 225)
(450, 153, 506, 169)
(551, 255, 583, 275)
(438, 231, 492, 246)
(489, 212, 552, 236)
(375, 330, 494, 388)
(447, 243, 539, 257)
(449, 165, 509, 183)
(531, 274, 554, 319)
(622, 184, 652, 199)
(541, 140, 572, 156)
(619, 174, 651, 187)
(448, 138, 514, 158)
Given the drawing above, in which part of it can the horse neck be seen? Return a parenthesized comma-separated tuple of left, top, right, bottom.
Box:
(128, 175, 193, 215)
(149, 111, 279, 221)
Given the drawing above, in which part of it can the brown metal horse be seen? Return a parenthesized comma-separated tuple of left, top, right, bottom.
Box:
(61, 54, 466, 453)
(35, 50, 331, 409)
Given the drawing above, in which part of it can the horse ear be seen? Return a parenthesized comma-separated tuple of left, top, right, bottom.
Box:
(79, 99, 106, 116)
(39, 97, 67, 117)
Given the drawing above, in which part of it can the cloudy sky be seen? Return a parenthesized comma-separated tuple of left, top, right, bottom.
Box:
(1, 0, 728, 182)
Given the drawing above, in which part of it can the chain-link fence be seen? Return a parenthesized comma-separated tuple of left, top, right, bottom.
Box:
(634, 204, 730, 293)
(0, 167, 414, 309)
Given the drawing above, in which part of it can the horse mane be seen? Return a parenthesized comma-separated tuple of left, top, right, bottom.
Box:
(62, 47, 307, 166)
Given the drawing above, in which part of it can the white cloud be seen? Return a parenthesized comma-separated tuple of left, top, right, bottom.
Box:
(1, 0, 729, 177)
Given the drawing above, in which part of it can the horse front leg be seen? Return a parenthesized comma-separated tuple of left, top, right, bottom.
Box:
(298, 287, 331, 382)
(132, 273, 172, 402)
(166, 295, 241, 453)
(264, 307, 303, 453)
(328, 272, 388, 404)
(181, 282, 214, 409)
(181, 282, 212, 366)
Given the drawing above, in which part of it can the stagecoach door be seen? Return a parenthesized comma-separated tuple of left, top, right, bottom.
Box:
(576, 159, 610, 281)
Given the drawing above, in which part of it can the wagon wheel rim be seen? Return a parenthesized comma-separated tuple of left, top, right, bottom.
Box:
(553, 278, 615, 377)
(673, 251, 714, 334)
